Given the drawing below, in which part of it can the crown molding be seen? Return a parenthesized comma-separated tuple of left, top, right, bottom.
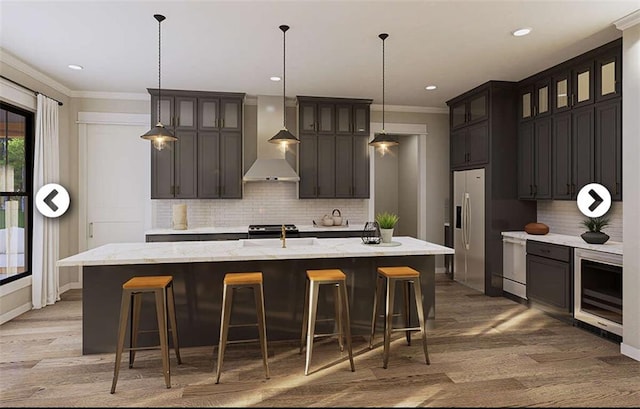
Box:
(0, 48, 72, 97)
(70, 90, 149, 101)
(370, 103, 448, 114)
(614, 9, 640, 30)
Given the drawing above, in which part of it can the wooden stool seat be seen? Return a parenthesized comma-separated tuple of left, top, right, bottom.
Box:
(123, 276, 173, 289)
(223, 272, 263, 285)
(216, 271, 269, 384)
(377, 266, 420, 278)
(370, 266, 430, 369)
(300, 269, 355, 375)
(111, 275, 181, 393)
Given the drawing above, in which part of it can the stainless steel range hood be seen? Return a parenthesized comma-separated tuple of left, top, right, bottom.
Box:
(243, 95, 299, 182)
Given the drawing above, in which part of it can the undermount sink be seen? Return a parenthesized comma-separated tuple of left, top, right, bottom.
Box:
(242, 238, 320, 248)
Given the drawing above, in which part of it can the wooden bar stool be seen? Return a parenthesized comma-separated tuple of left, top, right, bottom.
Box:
(369, 266, 430, 369)
(300, 269, 355, 375)
(216, 272, 269, 384)
(111, 275, 181, 394)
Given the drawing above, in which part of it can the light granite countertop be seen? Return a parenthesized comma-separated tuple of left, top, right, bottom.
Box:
(501, 231, 623, 255)
(58, 236, 454, 267)
(145, 223, 367, 235)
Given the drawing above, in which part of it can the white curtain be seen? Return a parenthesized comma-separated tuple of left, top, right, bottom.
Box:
(32, 95, 60, 309)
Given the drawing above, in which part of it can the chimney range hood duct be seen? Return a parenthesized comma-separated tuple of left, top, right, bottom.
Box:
(243, 95, 300, 182)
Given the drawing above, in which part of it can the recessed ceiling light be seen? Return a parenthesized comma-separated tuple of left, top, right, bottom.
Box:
(270, 76, 281, 82)
(425, 85, 437, 90)
(512, 28, 532, 37)
(68, 64, 84, 70)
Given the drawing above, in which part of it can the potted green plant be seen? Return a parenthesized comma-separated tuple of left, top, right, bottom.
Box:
(581, 216, 610, 244)
(375, 212, 399, 243)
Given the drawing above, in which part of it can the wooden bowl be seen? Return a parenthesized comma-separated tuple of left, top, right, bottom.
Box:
(525, 222, 549, 235)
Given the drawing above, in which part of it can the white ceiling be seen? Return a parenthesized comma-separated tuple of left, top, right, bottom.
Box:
(1, 1, 638, 108)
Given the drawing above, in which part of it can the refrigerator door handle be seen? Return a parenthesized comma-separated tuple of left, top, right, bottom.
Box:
(464, 193, 470, 250)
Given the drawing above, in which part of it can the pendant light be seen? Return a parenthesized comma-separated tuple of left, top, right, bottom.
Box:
(141, 14, 177, 151)
(369, 33, 399, 153)
(268, 24, 300, 146)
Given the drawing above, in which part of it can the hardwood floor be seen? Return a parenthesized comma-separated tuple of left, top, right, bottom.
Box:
(1, 274, 638, 407)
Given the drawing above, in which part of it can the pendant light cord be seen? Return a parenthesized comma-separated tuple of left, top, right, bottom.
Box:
(154, 14, 166, 125)
(158, 17, 162, 123)
(280, 25, 289, 129)
(379, 33, 388, 131)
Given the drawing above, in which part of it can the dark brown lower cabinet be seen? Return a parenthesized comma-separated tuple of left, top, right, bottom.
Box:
(526, 241, 572, 316)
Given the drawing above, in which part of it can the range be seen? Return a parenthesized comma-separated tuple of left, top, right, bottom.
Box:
(248, 224, 299, 239)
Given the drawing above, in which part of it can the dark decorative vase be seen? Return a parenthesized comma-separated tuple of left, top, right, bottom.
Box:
(361, 221, 381, 245)
(581, 231, 610, 244)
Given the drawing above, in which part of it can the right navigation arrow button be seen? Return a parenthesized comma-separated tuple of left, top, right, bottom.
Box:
(588, 189, 603, 212)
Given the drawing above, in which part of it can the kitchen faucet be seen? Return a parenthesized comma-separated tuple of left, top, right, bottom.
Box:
(281, 224, 286, 248)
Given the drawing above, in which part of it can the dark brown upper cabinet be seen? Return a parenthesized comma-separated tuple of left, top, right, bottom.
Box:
(299, 101, 335, 135)
(198, 98, 242, 132)
(571, 61, 595, 109)
(518, 79, 551, 122)
(148, 88, 245, 199)
(450, 90, 488, 130)
(297, 96, 372, 199)
(595, 99, 622, 200)
(336, 103, 370, 136)
(595, 46, 622, 103)
(518, 117, 552, 200)
(517, 38, 622, 201)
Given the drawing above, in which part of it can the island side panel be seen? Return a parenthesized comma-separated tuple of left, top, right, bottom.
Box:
(82, 255, 435, 354)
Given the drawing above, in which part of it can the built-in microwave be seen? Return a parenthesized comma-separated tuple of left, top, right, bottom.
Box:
(574, 249, 623, 336)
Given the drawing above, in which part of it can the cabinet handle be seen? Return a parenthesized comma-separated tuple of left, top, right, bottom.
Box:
(170, 185, 175, 195)
(534, 185, 537, 196)
(88, 222, 93, 238)
(529, 185, 533, 196)
(571, 94, 575, 107)
(221, 118, 225, 128)
(176, 186, 180, 195)
(533, 105, 537, 116)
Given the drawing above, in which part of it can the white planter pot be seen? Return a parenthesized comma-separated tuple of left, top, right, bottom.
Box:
(380, 228, 394, 243)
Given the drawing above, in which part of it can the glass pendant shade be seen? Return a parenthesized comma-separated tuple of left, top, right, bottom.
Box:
(369, 132, 399, 147)
(269, 128, 299, 145)
(142, 14, 176, 150)
(269, 24, 300, 146)
(141, 121, 177, 151)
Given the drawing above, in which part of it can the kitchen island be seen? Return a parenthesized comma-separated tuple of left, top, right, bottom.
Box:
(58, 236, 454, 354)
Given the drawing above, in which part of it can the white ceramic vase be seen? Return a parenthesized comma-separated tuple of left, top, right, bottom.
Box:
(380, 228, 394, 243)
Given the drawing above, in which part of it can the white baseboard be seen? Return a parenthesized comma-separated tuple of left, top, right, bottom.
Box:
(621, 343, 640, 362)
(59, 281, 82, 294)
(0, 302, 31, 325)
(435, 267, 447, 274)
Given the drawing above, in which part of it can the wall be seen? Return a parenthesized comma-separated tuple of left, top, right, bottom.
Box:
(619, 16, 640, 361)
(372, 110, 450, 271)
(537, 201, 623, 242)
(152, 183, 368, 228)
(0, 57, 73, 322)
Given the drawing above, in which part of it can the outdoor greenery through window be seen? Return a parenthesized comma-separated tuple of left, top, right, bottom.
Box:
(0, 102, 33, 284)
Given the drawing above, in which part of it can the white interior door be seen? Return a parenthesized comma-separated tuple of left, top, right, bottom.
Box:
(85, 122, 150, 249)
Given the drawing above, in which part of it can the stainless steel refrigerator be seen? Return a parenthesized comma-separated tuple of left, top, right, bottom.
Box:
(453, 168, 485, 293)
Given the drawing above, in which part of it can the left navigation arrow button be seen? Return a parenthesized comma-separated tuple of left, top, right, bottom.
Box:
(36, 183, 70, 218)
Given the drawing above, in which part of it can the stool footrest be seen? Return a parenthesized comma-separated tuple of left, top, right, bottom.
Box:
(390, 327, 421, 333)
(313, 331, 342, 339)
(124, 345, 163, 352)
(228, 323, 259, 329)
(224, 338, 261, 345)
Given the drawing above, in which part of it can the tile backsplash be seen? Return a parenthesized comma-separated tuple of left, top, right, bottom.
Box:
(537, 200, 622, 242)
(152, 183, 369, 228)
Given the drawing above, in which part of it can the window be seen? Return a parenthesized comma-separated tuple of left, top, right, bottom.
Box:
(0, 102, 33, 284)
